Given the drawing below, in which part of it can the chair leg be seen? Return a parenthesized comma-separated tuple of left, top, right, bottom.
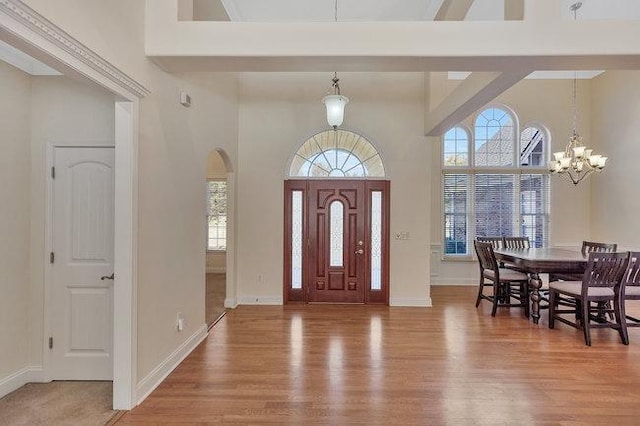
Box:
(548, 290, 556, 329)
(615, 295, 629, 345)
(521, 283, 530, 318)
(491, 282, 499, 317)
(475, 277, 484, 308)
(582, 299, 592, 346)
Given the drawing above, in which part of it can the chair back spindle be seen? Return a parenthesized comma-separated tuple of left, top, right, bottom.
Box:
(503, 237, 530, 249)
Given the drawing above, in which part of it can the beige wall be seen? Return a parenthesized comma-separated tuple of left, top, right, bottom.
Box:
(27, 76, 116, 365)
(591, 71, 640, 250)
(0, 61, 115, 385)
(430, 77, 593, 284)
(237, 72, 430, 305)
(18, 1, 240, 386)
(0, 61, 32, 380)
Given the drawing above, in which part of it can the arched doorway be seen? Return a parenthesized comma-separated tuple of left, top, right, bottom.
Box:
(205, 149, 229, 326)
(284, 130, 390, 304)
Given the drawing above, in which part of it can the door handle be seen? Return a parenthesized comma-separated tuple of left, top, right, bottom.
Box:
(101, 273, 115, 281)
(355, 249, 364, 255)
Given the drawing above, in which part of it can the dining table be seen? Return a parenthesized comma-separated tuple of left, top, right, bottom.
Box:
(493, 247, 588, 324)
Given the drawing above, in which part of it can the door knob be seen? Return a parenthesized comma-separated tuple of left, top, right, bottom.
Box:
(355, 249, 364, 255)
(101, 273, 115, 280)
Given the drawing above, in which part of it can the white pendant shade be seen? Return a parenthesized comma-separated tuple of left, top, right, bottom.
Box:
(322, 94, 349, 128)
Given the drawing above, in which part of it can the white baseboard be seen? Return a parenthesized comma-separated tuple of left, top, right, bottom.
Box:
(136, 324, 208, 405)
(224, 297, 238, 308)
(390, 297, 432, 307)
(237, 296, 283, 305)
(0, 366, 46, 399)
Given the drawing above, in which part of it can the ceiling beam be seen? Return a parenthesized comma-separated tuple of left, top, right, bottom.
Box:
(424, 71, 531, 136)
(434, 0, 475, 21)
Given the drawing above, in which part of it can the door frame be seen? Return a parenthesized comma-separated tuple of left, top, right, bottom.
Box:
(283, 179, 390, 304)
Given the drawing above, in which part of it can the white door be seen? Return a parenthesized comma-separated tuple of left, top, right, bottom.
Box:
(50, 147, 114, 380)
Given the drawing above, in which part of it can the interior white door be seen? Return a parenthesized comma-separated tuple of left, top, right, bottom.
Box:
(50, 147, 114, 380)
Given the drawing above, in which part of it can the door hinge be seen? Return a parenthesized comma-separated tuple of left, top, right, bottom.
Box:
(51, 166, 55, 179)
(50, 252, 55, 263)
(49, 337, 53, 349)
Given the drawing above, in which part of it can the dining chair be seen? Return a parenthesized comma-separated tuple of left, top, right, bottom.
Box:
(503, 236, 530, 249)
(621, 251, 640, 329)
(549, 240, 618, 282)
(548, 251, 630, 346)
(474, 240, 530, 317)
(476, 236, 504, 249)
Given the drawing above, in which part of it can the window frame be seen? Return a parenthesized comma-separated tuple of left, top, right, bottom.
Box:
(441, 107, 551, 260)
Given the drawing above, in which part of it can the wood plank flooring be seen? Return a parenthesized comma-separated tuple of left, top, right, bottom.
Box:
(118, 286, 640, 424)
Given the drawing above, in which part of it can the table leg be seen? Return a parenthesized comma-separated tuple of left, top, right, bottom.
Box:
(529, 273, 542, 324)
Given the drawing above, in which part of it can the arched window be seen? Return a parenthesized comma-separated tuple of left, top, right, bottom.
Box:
(474, 107, 514, 167)
(289, 130, 385, 178)
(442, 106, 550, 256)
(520, 126, 547, 167)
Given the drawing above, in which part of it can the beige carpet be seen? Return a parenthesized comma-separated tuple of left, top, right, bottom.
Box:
(206, 273, 226, 326)
(0, 381, 118, 425)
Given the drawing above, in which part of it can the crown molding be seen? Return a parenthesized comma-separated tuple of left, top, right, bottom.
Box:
(0, 0, 150, 97)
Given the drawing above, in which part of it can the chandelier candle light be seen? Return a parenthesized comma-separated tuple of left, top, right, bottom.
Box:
(547, 2, 607, 185)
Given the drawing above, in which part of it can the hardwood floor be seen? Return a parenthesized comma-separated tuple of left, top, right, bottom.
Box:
(118, 286, 640, 424)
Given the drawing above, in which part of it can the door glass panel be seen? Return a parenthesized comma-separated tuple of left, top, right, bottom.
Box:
(291, 191, 303, 289)
(371, 191, 382, 290)
(330, 201, 344, 267)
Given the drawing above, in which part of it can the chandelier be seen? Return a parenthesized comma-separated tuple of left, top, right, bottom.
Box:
(547, 2, 607, 185)
(322, 0, 349, 129)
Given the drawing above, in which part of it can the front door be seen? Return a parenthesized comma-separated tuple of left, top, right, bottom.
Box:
(284, 180, 389, 304)
(50, 146, 114, 380)
(308, 180, 366, 303)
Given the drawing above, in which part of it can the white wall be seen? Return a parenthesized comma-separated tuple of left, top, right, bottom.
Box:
(237, 72, 430, 306)
(0, 61, 31, 389)
(590, 71, 640, 249)
(429, 76, 593, 285)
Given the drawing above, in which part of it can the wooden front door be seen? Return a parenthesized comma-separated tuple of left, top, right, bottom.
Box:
(284, 180, 389, 304)
(308, 180, 366, 303)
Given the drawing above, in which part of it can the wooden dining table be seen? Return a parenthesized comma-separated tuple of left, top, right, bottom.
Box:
(493, 247, 588, 324)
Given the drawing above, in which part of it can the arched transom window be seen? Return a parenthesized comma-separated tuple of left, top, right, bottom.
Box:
(289, 130, 385, 178)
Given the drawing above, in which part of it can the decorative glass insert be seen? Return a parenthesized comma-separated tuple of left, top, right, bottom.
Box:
(474, 107, 514, 167)
(207, 180, 227, 250)
(289, 130, 385, 178)
(291, 191, 303, 289)
(329, 201, 344, 267)
(443, 127, 469, 166)
(520, 126, 546, 167)
(371, 191, 382, 290)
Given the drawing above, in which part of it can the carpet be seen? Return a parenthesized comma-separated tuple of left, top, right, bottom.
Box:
(0, 381, 118, 425)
